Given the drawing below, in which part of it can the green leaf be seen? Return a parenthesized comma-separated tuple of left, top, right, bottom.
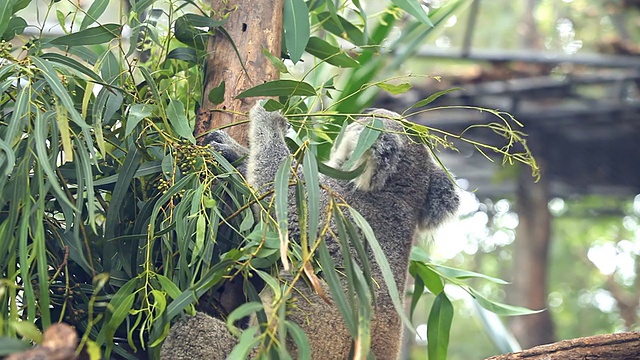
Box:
(376, 81, 412, 95)
(0, 138, 16, 178)
(0, 0, 17, 38)
(176, 13, 227, 28)
(10, 321, 42, 344)
(31, 57, 91, 130)
(0, 337, 31, 356)
(302, 149, 319, 249)
(174, 14, 209, 50)
(156, 275, 181, 300)
(469, 288, 544, 316)
(236, 80, 316, 99)
(125, 104, 153, 137)
(411, 262, 444, 295)
(305, 37, 359, 68)
(49, 23, 122, 46)
(408, 88, 463, 110)
(226, 302, 263, 337)
(33, 112, 77, 213)
(1, 16, 27, 41)
(40, 53, 105, 84)
(285, 321, 311, 360)
(166, 47, 198, 64)
(427, 292, 453, 360)
(80, 0, 109, 30)
(348, 208, 415, 333)
(97, 277, 139, 346)
(227, 326, 259, 360)
(342, 117, 382, 170)
(262, 48, 288, 73)
(195, 214, 206, 255)
(317, 232, 357, 337)
(431, 264, 509, 285)
(208, 81, 225, 105)
(317, 161, 365, 180)
(392, 0, 434, 27)
(166, 99, 196, 143)
(283, 0, 310, 63)
(409, 270, 424, 321)
(274, 156, 293, 270)
(409, 246, 432, 263)
(317, 12, 365, 46)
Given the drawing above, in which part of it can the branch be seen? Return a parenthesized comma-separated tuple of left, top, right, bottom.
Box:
(485, 332, 640, 360)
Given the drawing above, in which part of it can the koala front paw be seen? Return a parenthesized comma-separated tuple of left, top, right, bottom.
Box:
(204, 130, 248, 163)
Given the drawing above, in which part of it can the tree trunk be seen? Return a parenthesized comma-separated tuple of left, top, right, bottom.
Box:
(509, 160, 555, 348)
(485, 332, 640, 360)
(196, 0, 284, 145)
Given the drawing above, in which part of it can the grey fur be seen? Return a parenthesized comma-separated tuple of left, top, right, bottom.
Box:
(161, 105, 460, 359)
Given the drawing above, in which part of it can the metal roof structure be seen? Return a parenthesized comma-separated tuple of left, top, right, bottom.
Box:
(375, 2, 640, 199)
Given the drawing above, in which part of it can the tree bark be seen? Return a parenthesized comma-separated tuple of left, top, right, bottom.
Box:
(509, 160, 555, 348)
(485, 332, 640, 360)
(196, 0, 284, 145)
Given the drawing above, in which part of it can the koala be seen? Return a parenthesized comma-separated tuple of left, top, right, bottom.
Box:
(161, 105, 459, 359)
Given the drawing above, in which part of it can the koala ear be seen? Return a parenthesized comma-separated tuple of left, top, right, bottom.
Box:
(418, 168, 459, 231)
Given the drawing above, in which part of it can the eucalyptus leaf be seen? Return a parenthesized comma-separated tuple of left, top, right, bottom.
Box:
(305, 37, 359, 68)
(427, 292, 453, 360)
(236, 80, 316, 99)
(283, 0, 310, 63)
(49, 23, 122, 46)
(166, 99, 196, 143)
(392, 0, 434, 27)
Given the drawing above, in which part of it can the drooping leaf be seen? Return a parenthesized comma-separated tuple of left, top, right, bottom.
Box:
(317, 12, 365, 46)
(411, 262, 444, 295)
(392, 0, 434, 27)
(174, 14, 209, 50)
(283, 0, 310, 63)
(208, 81, 225, 105)
(1, 16, 27, 41)
(427, 292, 453, 360)
(305, 37, 359, 68)
(431, 264, 509, 285)
(49, 23, 122, 46)
(285, 321, 311, 360)
(166, 47, 198, 64)
(262, 48, 288, 73)
(348, 208, 415, 333)
(274, 156, 293, 270)
(40, 53, 105, 84)
(226, 302, 264, 337)
(469, 288, 544, 316)
(125, 104, 153, 137)
(236, 80, 316, 99)
(80, 0, 110, 30)
(407, 87, 463, 110)
(166, 99, 196, 143)
(341, 117, 383, 170)
(0, 0, 18, 38)
(376, 81, 412, 95)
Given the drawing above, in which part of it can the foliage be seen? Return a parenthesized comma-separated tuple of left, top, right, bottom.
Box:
(0, 0, 538, 359)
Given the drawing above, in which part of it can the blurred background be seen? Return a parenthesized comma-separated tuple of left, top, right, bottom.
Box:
(371, 1, 640, 358)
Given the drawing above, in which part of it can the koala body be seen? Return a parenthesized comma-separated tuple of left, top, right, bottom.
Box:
(161, 105, 459, 359)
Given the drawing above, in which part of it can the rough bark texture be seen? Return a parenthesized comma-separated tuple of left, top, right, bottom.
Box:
(509, 159, 555, 348)
(196, 0, 284, 145)
(485, 332, 640, 360)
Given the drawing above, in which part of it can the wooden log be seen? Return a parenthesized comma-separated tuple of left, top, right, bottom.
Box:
(485, 332, 640, 360)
